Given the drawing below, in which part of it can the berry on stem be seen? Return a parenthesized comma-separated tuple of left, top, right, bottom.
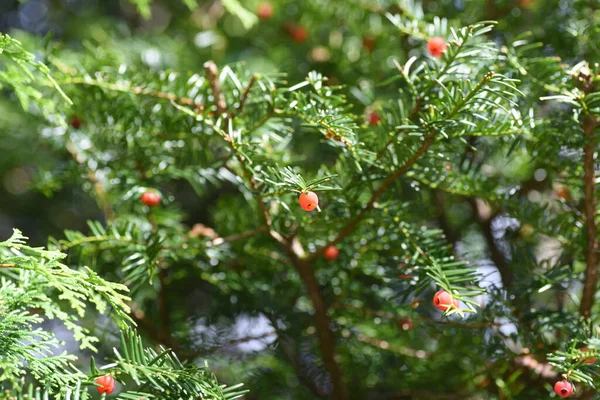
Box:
(141, 190, 161, 207)
(70, 116, 82, 129)
(367, 112, 381, 126)
(299, 191, 319, 212)
(580, 347, 597, 364)
(324, 245, 339, 261)
(553, 380, 573, 398)
(257, 3, 273, 20)
(96, 375, 115, 395)
(362, 35, 375, 51)
(427, 36, 447, 57)
(433, 290, 459, 311)
(290, 26, 308, 43)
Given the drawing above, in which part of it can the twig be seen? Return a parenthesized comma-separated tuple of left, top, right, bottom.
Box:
(236, 74, 258, 115)
(469, 199, 513, 289)
(158, 268, 170, 343)
(579, 112, 598, 318)
(578, 66, 598, 319)
(353, 332, 430, 358)
(0, 264, 15, 268)
(206, 226, 269, 247)
(290, 256, 349, 400)
(61, 77, 205, 111)
(203, 61, 227, 117)
(199, 61, 347, 398)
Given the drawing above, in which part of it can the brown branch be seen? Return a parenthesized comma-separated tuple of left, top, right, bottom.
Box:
(206, 226, 269, 247)
(158, 268, 170, 343)
(354, 332, 430, 358)
(469, 198, 513, 289)
(61, 77, 205, 111)
(237, 74, 258, 115)
(579, 113, 598, 318)
(291, 256, 349, 400)
(203, 61, 227, 117)
(278, 337, 328, 398)
(308, 129, 437, 261)
(199, 64, 348, 396)
(0, 264, 15, 268)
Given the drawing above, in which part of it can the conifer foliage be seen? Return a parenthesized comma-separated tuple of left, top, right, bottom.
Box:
(1, 0, 600, 399)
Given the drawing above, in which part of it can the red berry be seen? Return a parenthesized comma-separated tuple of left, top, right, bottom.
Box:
(427, 36, 447, 57)
(362, 35, 375, 51)
(324, 246, 339, 261)
(368, 112, 381, 126)
(397, 319, 413, 331)
(555, 185, 569, 200)
(580, 347, 597, 364)
(70, 116, 82, 129)
(553, 380, 573, 398)
(299, 191, 319, 212)
(433, 290, 459, 311)
(96, 375, 115, 395)
(141, 191, 161, 207)
(257, 3, 273, 20)
(291, 26, 309, 43)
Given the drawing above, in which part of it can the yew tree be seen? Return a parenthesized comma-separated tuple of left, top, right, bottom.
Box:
(1, 0, 600, 399)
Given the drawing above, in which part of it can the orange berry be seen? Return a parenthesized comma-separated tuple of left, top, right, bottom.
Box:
(291, 26, 309, 43)
(362, 35, 375, 51)
(141, 190, 161, 207)
(257, 3, 273, 20)
(70, 116, 82, 129)
(433, 290, 459, 311)
(96, 375, 115, 395)
(368, 112, 381, 126)
(427, 36, 447, 57)
(581, 347, 597, 364)
(553, 380, 573, 398)
(299, 191, 319, 212)
(324, 245, 339, 261)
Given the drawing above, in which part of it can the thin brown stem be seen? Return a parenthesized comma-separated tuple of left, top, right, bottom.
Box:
(278, 337, 328, 398)
(206, 226, 268, 247)
(158, 268, 170, 343)
(203, 61, 227, 117)
(237, 74, 258, 115)
(0, 264, 15, 268)
(579, 112, 598, 318)
(291, 256, 349, 400)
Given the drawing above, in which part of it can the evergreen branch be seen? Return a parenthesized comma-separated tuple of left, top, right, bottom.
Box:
(60, 76, 205, 110)
(308, 129, 437, 261)
(579, 72, 599, 319)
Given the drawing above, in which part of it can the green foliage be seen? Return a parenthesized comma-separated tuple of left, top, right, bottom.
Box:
(2, 0, 600, 398)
